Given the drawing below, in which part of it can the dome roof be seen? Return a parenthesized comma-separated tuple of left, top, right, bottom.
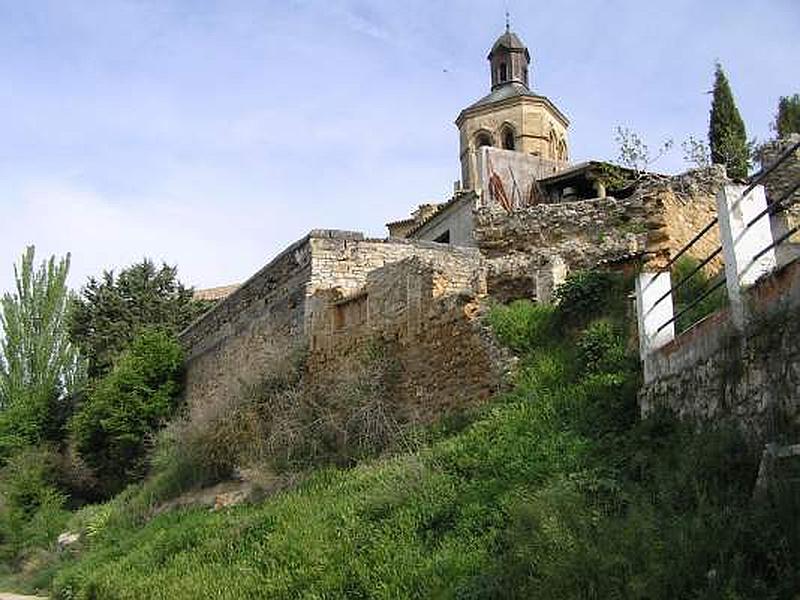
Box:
(490, 30, 526, 53)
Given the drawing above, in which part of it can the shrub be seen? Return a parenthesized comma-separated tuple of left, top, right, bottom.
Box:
(487, 300, 555, 354)
(69, 330, 184, 497)
(671, 256, 727, 333)
(576, 319, 627, 375)
(554, 271, 628, 330)
(0, 446, 69, 565)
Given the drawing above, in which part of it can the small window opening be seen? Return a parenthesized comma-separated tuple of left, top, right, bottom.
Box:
(499, 62, 507, 82)
(503, 130, 515, 150)
(434, 230, 450, 244)
(476, 134, 492, 148)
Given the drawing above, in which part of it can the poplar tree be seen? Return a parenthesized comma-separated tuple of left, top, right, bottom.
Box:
(0, 247, 84, 453)
(708, 63, 749, 179)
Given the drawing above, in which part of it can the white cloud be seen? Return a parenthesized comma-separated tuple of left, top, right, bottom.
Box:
(0, 178, 304, 296)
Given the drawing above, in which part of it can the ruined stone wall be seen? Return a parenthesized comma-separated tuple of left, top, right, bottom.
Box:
(180, 231, 489, 421)
(307, 256, 509, 423)
(308, 234, 483, 297)
(639, 258, 800, 444)
(473, 167, 727, 272)
(758, 135, 800, 265)
(657, 167, 727, 270)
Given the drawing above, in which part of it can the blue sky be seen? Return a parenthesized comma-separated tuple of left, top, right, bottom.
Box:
(1, 0, 798, 293)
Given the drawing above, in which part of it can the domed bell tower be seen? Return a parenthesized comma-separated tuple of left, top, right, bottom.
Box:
(488, 27, 530, 89)
(455, 25, 570, 190)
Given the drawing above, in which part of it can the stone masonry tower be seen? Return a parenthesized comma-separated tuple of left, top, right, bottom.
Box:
(456, 26, 570, 190)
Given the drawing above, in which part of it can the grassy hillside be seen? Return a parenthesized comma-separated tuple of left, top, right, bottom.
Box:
(8, 274, 800, 598)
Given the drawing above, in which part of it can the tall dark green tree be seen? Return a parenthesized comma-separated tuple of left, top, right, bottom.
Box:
(69, 259, 209, 378)
(0, 247, 85, 455)
(708, 63, 749, 179)
(774, 94, 800, 138)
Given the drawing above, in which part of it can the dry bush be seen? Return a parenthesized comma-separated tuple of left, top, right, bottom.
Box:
(150, 340, 416, 502)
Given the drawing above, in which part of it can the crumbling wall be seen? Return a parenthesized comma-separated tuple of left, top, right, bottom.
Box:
(654, 166, 727, 269)
(307, 256, 509, 423)
(758, 135, 800, 266)
(308, 234, 483, 297)
(180, 231, 491, 422)
(474, 167, 727, 272)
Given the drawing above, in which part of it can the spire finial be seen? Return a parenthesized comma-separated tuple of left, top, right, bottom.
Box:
(505, 9, 510, 32)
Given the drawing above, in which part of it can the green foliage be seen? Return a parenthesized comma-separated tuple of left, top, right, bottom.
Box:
(773, 94, 800, 138)
(11, 273, 796, 598)
(554, 270, 628, 330)
(0, 246, 85, 459)
(709, 63, 749, 179)
(0, 446, 70, 566)
(69, 259, 208, 378)
(487, 300, 555, 354)
(576, 319, 628, 375)
(671, 256, 728, 333)
(595, 162, 635, 192)
(69, 330, 184, 496)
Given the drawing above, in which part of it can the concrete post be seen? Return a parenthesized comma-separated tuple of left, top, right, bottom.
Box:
(716, 184, 777, 328)
(636, 271, 674, 382)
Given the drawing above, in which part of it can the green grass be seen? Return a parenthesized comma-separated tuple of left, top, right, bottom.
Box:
(8, 289, 798, 598)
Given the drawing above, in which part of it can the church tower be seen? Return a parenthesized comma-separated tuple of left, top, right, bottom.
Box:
(456, 26, 569, 190)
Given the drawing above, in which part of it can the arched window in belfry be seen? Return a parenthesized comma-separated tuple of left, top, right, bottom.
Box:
(502, 128, 515, 150)
(499, 62, 508, 82)
(557, 139, 568, 161)
(476, 133, 492, 148)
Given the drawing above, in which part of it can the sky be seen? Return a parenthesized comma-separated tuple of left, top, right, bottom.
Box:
(1, 0, 798, 294)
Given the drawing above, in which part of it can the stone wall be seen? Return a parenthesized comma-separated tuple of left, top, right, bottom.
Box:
(308, 234, 483, 298)
(307, 256, 509, 422)
(473, 167, 726, 272)
(639, 258, 800, 444)
(181, 235, 312, 419)
(180, 230, 490, 421)
(758, 135, 800, 266)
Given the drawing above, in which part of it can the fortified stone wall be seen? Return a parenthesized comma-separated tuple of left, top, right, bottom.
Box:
(639, 258, 800, 444)
(307, 256, 509, 422)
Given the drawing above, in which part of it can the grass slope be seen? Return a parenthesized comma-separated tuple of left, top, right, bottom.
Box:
(46, 297, 800, 599)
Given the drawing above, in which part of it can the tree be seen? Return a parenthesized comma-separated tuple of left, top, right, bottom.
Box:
(681, 135, 710, 169)
(614, 126, 673, 176)
(69, 329, 184, 496)
(0, 247, 84, 455)
(708, 63, 749, 179)
(773, 94, 800, 138)
(69, 259, 209, 378)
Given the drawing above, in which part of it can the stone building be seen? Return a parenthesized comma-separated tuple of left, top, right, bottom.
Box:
(386, 27, 636, 248)
(456, 26, 570, 191)
(179, 25, 732, 430)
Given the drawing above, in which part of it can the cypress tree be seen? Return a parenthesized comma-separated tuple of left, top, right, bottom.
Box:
(708, 63, 749, 179)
